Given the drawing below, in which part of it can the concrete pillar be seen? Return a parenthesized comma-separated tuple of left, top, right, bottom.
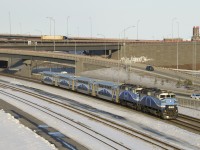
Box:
(75, 58, 84, 75)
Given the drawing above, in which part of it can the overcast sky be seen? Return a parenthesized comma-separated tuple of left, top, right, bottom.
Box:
(1, 0, 200, 40)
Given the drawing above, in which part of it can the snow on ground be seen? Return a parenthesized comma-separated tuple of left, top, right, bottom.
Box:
(0, 75, 200, 149)
(0, 110, 56, 150)
(0, 89, 161, 150)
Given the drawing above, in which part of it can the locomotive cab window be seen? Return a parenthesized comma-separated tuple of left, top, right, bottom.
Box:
(159, 95, 165, 99)
(171, 94, 176, 98)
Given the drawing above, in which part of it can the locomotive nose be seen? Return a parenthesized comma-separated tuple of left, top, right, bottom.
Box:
(165, 98, 175, 105)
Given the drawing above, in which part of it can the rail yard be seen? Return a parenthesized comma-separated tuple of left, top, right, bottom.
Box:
(1, 1, 200, 149)
(0, 72, 200, 149)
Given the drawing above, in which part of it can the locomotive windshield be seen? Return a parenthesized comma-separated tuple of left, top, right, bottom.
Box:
(159, 93, 176, 100)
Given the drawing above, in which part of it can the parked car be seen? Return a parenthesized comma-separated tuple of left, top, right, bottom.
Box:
(191, 93, 200, 99)
(146, 65, 154, 71)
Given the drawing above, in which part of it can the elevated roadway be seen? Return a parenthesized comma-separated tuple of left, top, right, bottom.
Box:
(0, 34, 162, 52)
(0, 49, 200, 86)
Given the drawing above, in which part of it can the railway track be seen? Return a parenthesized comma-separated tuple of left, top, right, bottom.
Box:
(169, 114, 200, 134)
(0, 82, 181, 150)
(0, 90, 129, 150)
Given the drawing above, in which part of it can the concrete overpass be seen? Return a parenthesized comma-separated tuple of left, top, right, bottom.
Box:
(0, 49, 121, 77)
(0, 34, 123, 52)
(0, 43, 120, 52)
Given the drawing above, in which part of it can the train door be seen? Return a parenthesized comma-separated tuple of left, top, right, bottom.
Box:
(114, 88, 120, 103)
(91, 83, 96, 96)
(72, 79, 75, 91)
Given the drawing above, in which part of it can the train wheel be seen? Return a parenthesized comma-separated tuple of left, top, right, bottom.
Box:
(141, 106, 145, 113)
(120, 100, 126, 106)
(160, 113, 165, 119)
(136, 105, 141, 111)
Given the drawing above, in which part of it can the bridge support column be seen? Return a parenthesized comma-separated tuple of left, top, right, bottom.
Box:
(109, 50, 112, 55)
(75, 58, 84, 76)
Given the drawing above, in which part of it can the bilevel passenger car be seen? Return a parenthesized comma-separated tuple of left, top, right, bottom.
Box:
(41, 71, 178, 119)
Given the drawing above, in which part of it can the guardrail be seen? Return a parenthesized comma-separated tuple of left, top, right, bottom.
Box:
(178, 97, 200, 110)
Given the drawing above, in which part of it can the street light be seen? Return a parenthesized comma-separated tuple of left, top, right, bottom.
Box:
(19, 23, 22, 34)
(137, 20, 140, 40)
(119, 26, 135, 72)
(51, 18, 56, 51)
(69, 36, 77, 75)
(176, 42, 179, 70)
(74, 39, 77, 75)
(67, 16, 70, 36)
(89, 17, 92, 38)
(46, 17, 52, 35)
(9, 12, 12, 36)
(117, 35, 121, 84)
(47, 17, 55, 51)
(176, 21, 179, 39)
(97, 34, 106, 58)
(171, 17, 177, 40)
(123, 26, 135, 58)
(176, 21, 179, 71)
(118, 32, 124, 60)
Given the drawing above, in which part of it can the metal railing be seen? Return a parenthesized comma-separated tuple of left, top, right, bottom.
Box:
(178, 97, 200, 110)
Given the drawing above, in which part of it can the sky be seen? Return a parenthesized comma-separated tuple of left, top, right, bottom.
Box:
(1, 0, 200, 40)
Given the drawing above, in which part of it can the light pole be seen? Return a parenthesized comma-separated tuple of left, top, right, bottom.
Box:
(123, 26, 135, 58)
(176, 21, 179, 71)
(97, 34, 106, 58)
(192, 41, 197, 82)
(46, 17, 52, 35)
(67, 16, 70, 36)
(52, 18, 55, 51)
(117, 35, 121, 84)
(193, 41, 197, 72)
(19, 23, 22, 34)
(171, 17, 177, 40)
(176, 42, 179, 70)
(48, 17, 55, 51)
(137, 20, 140, 40)
(118, 32, 124, 60)
(9, 12, 12, 36)
(89, 17, 92, 38)
(176, 21, 179, 39)
(74, 39, 77, 75)
(77, 26, 80, 37)
(69, 37, 77, 75)
(120, 26, 135, 72)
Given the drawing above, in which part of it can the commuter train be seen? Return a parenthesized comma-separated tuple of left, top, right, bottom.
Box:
(41, 71, 178, 119)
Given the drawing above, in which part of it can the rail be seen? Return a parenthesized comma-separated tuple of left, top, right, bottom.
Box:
(0, 82, 181, 149)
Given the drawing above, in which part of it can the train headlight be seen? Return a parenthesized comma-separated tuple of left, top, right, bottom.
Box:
(168, 106, 174, 109)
